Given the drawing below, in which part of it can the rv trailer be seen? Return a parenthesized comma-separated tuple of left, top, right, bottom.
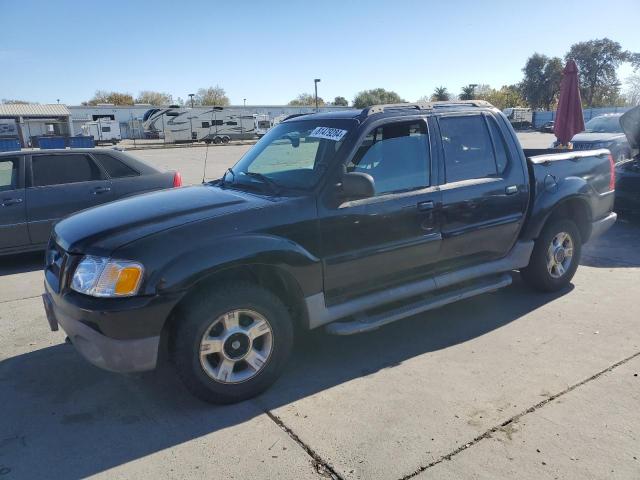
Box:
(81, 119, 121, 144)
(145, 107, 257, 144)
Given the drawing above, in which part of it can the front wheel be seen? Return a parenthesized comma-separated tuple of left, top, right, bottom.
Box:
(173, 283, 293, 404)
(521, 219, 582, 292)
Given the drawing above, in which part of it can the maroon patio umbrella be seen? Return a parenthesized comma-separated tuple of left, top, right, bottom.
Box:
(554, 59, 585, 146)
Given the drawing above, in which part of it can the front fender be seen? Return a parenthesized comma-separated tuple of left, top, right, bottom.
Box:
(143, 233, 322, 298)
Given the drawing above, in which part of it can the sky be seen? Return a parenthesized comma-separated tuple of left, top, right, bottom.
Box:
(1, 0, 639, 106)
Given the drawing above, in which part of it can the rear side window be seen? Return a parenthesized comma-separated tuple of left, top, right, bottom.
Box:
(487, 117, 509, 174)
(32, 154, 102, 187)
(93, 153, 139, 178)
(0, 158, 18, 191)
(439, 115, 497, 183)
(347, 121, 430, 195)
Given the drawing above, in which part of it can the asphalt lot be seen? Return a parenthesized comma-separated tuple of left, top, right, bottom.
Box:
(1, 131, 639, 479)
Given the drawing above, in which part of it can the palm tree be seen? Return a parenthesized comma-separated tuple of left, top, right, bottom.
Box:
(431, 86, 450, 101)
(459, 85, 476, 100)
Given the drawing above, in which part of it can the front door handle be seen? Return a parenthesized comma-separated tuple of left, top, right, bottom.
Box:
(92, 186, 111, 195)
(505, 185, 518, 195)
(1, 198, 23, 207)
(417, 200, 435, 211)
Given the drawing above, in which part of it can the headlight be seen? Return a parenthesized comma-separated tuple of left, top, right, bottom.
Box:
(71, 256, 144, 297)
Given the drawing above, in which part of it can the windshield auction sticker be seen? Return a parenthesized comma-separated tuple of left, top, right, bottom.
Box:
(309, 127, 348, 142)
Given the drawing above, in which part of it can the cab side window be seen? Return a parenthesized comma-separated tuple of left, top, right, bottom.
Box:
(347, 121, 430, 195)
(439, 115, 498, 183)
(0, 158, 18, 191)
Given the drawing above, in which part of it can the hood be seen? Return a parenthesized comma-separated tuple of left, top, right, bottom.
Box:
(620, 106, 640, 150)
(570, 132, 626, 143)
(54, 185, 269, 255)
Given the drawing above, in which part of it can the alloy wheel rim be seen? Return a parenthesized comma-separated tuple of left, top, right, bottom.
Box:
(199, 309, 273, 384)
(546, 231, 574, 279)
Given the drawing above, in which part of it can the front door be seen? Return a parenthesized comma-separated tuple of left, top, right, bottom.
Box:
(26, 153, 113, 245)
(0, 155, 29, 250)
(319, 119, 442, 305)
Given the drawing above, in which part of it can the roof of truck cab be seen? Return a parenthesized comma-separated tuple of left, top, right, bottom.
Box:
(290, 102, 497, 123)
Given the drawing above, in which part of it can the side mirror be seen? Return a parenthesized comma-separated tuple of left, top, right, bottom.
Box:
(340, 172, 375, 200)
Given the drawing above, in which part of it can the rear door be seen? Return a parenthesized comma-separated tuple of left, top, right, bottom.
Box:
(0, 155, 29, 250)
(435, 113, 528, 269)
(25, 153, 113, 244)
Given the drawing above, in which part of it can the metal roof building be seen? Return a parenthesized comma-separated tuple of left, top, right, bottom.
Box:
(0, 104, 72, 147)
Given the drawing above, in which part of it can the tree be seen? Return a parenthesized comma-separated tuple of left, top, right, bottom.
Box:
(565, 38, 633, 107)
(624, 73, 640, 106)
(84, 90, 134, 106)
(332, 96, 348, 106)
(194, 85, 230, 106)
(135, 90, 173, 105)
(1, 99, 32, 104)
(288, 93, 325, 106)
(459, 85, 476, 100)
(475, 85, 526, 110)
(519, 53, 563, 110)
(352, 88, 404, 108)
(430, 86, 450, 101)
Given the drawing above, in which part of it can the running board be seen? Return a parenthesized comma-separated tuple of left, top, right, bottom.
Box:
(325, 273, 512, 335)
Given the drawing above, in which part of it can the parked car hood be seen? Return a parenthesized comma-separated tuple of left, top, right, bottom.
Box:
(570, 132, 626, 143)
(620, 106, 640, 150)
(54, 185, 269, 255)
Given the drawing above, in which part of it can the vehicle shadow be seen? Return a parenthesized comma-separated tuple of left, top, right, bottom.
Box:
(0, 251, 44, 276)
(581, 218, 640, 268)
(0, 275, 571, 479)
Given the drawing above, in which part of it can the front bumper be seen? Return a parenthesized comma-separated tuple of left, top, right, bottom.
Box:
(43, 280, 179, 373)
(590, 212, 617, 239)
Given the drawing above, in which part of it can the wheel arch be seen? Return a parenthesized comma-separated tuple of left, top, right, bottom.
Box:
(527, 195, 592, 244)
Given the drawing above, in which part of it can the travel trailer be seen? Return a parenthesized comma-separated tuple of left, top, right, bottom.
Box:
(144, 107, 257, 143)
(81, 119, 121, 144)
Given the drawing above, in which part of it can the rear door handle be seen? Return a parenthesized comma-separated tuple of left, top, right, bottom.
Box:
(505, 185, 518, 195)
(92, 187, 111, 195)
(1, 198, 23, 207)
(417, 200, 435, 211)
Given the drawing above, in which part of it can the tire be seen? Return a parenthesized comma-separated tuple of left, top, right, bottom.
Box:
(222, 136, 230, 144)
(213, 137, 222, 144)
(173, 282, 293, 404)
(521, 219, 582, 292)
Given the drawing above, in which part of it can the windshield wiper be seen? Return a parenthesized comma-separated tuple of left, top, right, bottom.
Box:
(243, 171, 282, 195)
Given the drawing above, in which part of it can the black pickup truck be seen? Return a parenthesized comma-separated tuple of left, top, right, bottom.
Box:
(42, 101, 617, 404)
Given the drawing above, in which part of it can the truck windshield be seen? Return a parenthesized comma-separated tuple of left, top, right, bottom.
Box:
(227, 119, 356, 191)
(584, 116, 623, 133)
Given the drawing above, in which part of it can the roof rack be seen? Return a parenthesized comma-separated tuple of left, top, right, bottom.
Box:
(363, 100, 494, 117)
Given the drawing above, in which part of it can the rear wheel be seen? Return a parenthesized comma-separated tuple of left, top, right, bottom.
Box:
(222, 136, 230, 144)
(213, 136, 222, 144)
(173, 283, 293, 404)
(521, 219, 582, 292)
